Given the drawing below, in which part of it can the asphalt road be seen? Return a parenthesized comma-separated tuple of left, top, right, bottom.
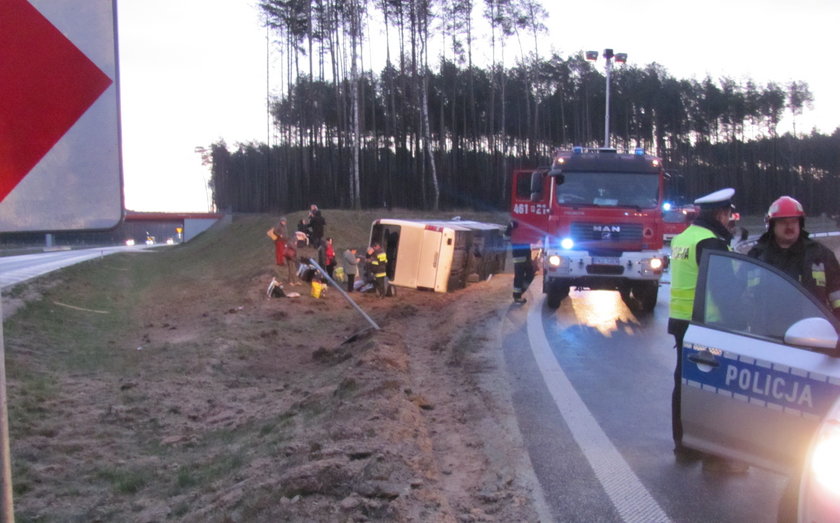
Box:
(505, 277, 788, 522)
(0, 244, 155, 289)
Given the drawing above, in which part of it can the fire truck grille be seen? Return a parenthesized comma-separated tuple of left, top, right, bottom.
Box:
(571, 222, 643, 242)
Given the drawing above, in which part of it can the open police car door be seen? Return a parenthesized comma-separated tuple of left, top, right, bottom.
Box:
(681, 250, 840, 474)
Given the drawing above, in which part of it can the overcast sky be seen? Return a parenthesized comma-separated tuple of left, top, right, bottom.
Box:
(117, 0, 839, 212)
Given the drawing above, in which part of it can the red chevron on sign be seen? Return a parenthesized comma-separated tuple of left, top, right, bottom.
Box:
(0, 0, 113, 203)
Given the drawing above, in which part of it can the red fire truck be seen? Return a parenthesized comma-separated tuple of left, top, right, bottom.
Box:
(662, 203, 698, 244)
(510, 146, 668, 311)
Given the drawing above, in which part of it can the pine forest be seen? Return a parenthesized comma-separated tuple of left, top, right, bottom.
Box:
(205, 0, 840, 217)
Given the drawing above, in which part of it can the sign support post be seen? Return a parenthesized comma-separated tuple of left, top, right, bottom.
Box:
(0, 295, 13, 522)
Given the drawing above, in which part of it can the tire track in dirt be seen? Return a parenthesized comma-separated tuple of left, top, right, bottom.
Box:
(393, 275, 544, 522)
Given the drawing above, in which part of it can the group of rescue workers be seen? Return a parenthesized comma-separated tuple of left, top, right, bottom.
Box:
(266, 206, 391, 299)
(507, 188, 840, 477)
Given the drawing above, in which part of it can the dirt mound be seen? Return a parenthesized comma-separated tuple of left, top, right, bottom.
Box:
(164, 277, 543, 522)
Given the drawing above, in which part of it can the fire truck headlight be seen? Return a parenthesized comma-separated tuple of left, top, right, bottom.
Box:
(560, 237, 574, 250)
(811, 420, 840, 496)
(639, 257, 664, 275)
(548, 255, 562, 268)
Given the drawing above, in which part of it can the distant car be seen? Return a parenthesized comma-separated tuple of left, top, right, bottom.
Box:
(165, 238, 175, 245)
(682, 249, 840, 521)
(145, 236, 155, 246)
(125, 239, 135, 246)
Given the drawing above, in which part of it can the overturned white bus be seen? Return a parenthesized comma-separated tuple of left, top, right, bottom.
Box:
(369, 218, 507, 293)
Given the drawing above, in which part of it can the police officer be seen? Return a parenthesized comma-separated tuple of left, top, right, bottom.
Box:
(747, 196, 840, 319)
(668, 188, 737, 461)
(505, 220, 535, 304)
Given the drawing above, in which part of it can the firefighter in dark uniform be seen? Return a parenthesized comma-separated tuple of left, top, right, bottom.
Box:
(668, 188, 743, 470)
(748, 195, 840, 519)
(367, 242, 388, 298)
(747, 196, 840, 319)
(506, 220, 535, 304)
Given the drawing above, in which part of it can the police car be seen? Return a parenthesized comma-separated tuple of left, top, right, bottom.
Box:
(682, 249, 840, 521)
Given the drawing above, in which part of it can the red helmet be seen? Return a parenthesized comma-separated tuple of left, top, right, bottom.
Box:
(767, 196, 805, 220)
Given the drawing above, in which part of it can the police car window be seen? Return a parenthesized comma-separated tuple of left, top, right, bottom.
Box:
(701, 252, 827, 345)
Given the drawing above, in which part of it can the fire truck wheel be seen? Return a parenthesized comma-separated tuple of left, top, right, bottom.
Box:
(546, 282, 570, 309)
(618, 285, 631, 302)
(632, 283, 659, 312)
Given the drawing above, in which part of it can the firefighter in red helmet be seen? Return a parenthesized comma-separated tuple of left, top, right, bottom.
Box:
(747, 196, 840, 319)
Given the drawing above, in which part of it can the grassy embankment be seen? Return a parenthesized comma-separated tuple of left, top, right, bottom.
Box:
(1, 208, 507, 518)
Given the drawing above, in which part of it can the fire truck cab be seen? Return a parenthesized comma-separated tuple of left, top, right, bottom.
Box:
(662, 203, 699, 244)
(511, 147, 667, 311)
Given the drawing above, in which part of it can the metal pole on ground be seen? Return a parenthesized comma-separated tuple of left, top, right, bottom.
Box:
(307, 259, 380, 331)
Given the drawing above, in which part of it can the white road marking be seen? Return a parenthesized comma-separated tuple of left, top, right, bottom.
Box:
(526, 292, 671, 522)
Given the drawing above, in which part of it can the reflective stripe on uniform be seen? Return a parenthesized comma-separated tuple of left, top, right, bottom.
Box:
(830, 290, 840, 310)
(812, 264, 826, 288)
(372, 250, 388, 277)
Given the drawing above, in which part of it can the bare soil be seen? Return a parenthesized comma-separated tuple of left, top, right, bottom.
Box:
(5, 253, 544, 521)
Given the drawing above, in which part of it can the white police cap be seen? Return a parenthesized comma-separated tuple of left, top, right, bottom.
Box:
(694, 187, 735, 210)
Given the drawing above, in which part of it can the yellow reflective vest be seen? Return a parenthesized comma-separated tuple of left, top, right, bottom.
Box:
(669, 225, 718, 321)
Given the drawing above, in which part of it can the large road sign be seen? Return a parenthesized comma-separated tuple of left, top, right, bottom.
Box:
(0, 0, 122, 233)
